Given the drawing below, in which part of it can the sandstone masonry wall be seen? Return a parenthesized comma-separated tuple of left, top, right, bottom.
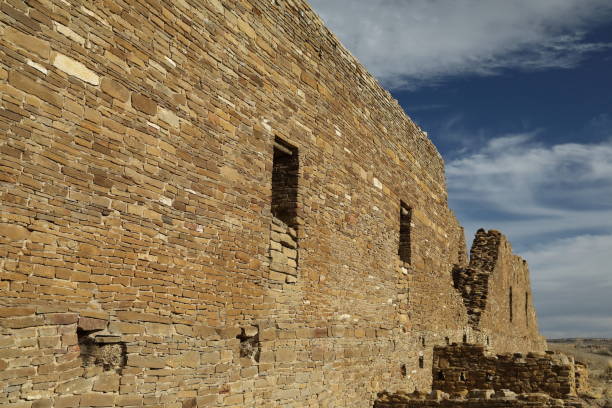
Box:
(0, 0, 544, 407)
(453, 230, 546, 353)
(375, 345, 587, 408)
(432, 345, 576, 398)
(375, 391, 570, 408)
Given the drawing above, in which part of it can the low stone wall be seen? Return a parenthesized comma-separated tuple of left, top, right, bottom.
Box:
(574, 362, 589, 395)
(374, 390, 574, 408)
(433, 345, 576, 398)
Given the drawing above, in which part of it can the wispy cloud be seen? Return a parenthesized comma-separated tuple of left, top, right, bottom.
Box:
(445, 134, 612, 337)
(447, 135, 612, 241)
(523, 234, 612, 338)
(309, 0, 612, 89)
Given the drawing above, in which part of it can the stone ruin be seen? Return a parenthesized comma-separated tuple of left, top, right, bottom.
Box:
(0, 0, 590, 407)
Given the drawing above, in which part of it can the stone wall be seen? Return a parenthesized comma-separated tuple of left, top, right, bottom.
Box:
(452, 230, 546, 353)
(374, 346, 591, 408)
(375, 391, 571, 408)
(432, 345, 576, 399)
(0, 0, 545, 406)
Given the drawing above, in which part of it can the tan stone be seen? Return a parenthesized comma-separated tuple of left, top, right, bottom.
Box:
(301, 71, 318, 88)
(0, 223, 30, 241)
(128, 355, 165, 369)
(144, 322, 174, 336)
(29, 231, 56, 245)
(131, 93, 157, 115)
(79, 394, 116, 407)
(54, 395, 81, 408)
(108, 321, 144, 334)
(46, 313, 78, 325)
(55, 377, 91, 394)
(52, 53, 100, 85)
(4, 27, 50, 59)
(78, 243, 100, 257)
(159, 107, 180, 128)
(101, 77, 129, 102)
(275, 349, 296, 362)
(78, 317, 107, 331)
(8, 70, 62, 107)
(92, 373, 120, 392)
(54, 22, 85, 46)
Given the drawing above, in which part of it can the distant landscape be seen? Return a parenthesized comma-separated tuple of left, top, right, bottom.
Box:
(548, 338, 612, 402)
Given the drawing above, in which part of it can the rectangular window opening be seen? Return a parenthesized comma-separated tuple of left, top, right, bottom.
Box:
(399, 202, 412, 263)
(271, 138, 299, 228)
(525, 292, 529, 327)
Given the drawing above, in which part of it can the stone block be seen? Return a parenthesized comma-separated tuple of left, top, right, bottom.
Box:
(55, 378, 91, 394)
(101, 77, 130, 102)
(46, 313, 78, 325)
(275, 349, 296, 362)
(0, 223, 30, 241)
(78, 243, 99, 257)
(54, 395, 81, 408)
(79, 393, 116, 407)
(31, 399, 52, 408)
(4, 27, 50, 59)
(201, 351, 221, 365)
(144, 322, 174, 336)
(1, 316, 45, 329)
(92, 373, 120, 392)
(108, 322, 143, 334)
(0, 307, 35, 318)
(54, 22, 85, 45)
(131, 93, 157, 115)
(159, 108, 180, 128)
(78, 317, 107, 331)
(127, 355, 165, 369)
(52, 54, 99, 85)
(29, 231, 57, 245)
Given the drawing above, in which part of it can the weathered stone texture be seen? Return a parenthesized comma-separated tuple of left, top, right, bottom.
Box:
(375, 391, 571, 408)
(432, 345, 576, 398)
(0, 0, 547, 407)
(453, 230, 546, 353)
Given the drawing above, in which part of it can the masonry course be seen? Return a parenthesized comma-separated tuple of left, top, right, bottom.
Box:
(0, 0, 565, 407)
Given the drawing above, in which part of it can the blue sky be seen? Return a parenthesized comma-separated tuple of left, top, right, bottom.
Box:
(309, 0, 612, 339)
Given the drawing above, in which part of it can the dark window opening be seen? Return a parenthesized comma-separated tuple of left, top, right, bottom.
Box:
(509, 287, 513, 322)
(486, 336, 490, 346)
(437, 370, 445, 380)
(237, 329, 260, 362)
(418, 356, 424, 369)
(271, 138, 299, 228)
(445, 337, 450, 345)
(398, 202, 412, 263)
(462, 334, 467, 343)
(525, 292, 529, 327)
(421, 337, 426, 347)
(459, 372, 467, 381)
(77, 328, 126, 372)
(400, 364, 407, 377)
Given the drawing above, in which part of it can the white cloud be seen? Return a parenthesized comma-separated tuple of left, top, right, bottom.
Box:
(523, 234, 612, 338)
(445, 135, 612, 338)
(446, 135, 612, 241)
(309, 0, 612, 89)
